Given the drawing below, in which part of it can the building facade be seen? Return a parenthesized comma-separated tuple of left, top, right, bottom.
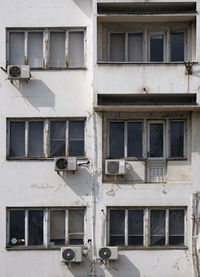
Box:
(0, 0, 200, 276)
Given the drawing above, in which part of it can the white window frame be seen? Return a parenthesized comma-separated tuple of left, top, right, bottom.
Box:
(6, 207, 86, 248)
(6, 28, 86, 69)
(107, 27, 187, 62)
(107, 207, 186, 248)
(7, 118, 86, 159)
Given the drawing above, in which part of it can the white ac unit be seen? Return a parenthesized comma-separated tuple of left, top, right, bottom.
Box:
(105, 159, 126, 175)
(54, 157, 77, 171)
(61, 247, 82, 263)
(98, 247, 118, 260)
(8, 65, 30, 80)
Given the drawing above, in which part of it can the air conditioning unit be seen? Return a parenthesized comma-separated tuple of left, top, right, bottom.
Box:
(54, 157, 77, 171)
(105, 159, 126, 175)
(8, 65, 30, 80)
(98, 247, 118, 260)
(61, 247, 82, 263)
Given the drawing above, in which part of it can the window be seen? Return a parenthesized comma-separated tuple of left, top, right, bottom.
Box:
(8, 119, 85, 159)
(108, 208, 185, 248)
(7, 29, 85, 69)
(108, 120, 185, 159)
(108, 27, 186, 62)
(7, 208, 85, 248)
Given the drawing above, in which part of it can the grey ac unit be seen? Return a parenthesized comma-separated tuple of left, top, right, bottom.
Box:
(61, 247, 82, 263)
(98, 247, 118, 260)
(105, 159, 126, 175)
(54, 157, 77, 171)
(8, 65, 30, 80)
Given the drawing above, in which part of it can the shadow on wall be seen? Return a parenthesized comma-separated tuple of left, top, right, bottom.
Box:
(73, 0, 92, 17)
(12, 79, 55, 109)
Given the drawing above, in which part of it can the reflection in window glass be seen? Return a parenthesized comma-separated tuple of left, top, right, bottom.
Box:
(109, 122, 124, 158)
(170, 121, 184, 158)
(110, 210, 125, 246)
(169, 210, 184, 245)
(9, 32, 25, 65)
(128, 33, 143, 62)
(110, 33, 125, 62)
(28, 210, 43, 245)
(171, 33, 184, 62)
(10, 122, 25, 158)
(50, 32, 65, 68)
(150, 123, 163, 158)
(150, 210, 165, 246)
(128, 122, 143, 157)
(128, 210, 143, 246)
(10, 210, 25, 246)
(28, 121, 44, 157)
(50, 210, 65, 245)
(28, 32, 43, 67)
(50, 121, 66, 157)
(68, 32, 84, 67)
(150, 34, 163, 62)
(69, 209, 84, 245)
(69, 121, 84, 157)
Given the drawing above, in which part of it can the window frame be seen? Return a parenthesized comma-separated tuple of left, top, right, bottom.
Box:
(6, 207, 86, 249)
(107, 207, 187, 249)
(6, 28, 86, 69)
(107, 27, 188, 63)
(7, 118, 86, 160)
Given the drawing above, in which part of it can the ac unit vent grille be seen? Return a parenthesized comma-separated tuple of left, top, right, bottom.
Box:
(99, 247, 112, 260)
(62, 249, 75, 261)
(56, 158, 68, 170)
(9, 66, 21, 77)
(107, 161, 119, 174)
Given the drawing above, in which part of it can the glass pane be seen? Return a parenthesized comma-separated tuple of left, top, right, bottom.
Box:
(69, 234, 84, 245)
(28, 32, 43, 67)
(150, 210, 165, 246)
(10, 210, 25, 246)
(169, 210, 184, 245)
(110, 210, 125, 246)
(69, 141, 84, 157)
(128, 33, 143, 62)
(69, 121, 84, 156)
(50, 121, 66, 157)
(50, 32, 65, 68)
(128, 122, 143, 157)
(170, 121, 184, 158)
(28, 210, 43, 245)
(150, 34, 163, 62)
(50, 210, 65, 246)
(171, 33, 184, 62)
(9, 32, 24, 65)
(69, 209, 84, 245)
(109, 122, 124, 158)
(110, 33, 125, 62)
(68, 32, 84, 67)
(28, 121, 44, 157)
(150, 123, 163, 158)
(128, 210, 143, 246)
(10, 122, 25, 158)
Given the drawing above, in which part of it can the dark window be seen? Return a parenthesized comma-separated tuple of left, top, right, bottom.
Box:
(110, 210, 125, 246)
(28, 210, 43, 246)
(68, 31, 84, 68)
(171, 33, 184, 62)
(50, 32, 65, 68)
(50, 121, 66, 157)
(110, 33, 125, 62)
(28, 32, 43, 67)
(9, 32, 25, 65)
(128, 210, 143, 246)
(169, 210, 184, 245)
(28, 121, 44, 158)
(128, 122, 143, 157)
(149, 123, 163, 158)
(69, 121, 84, 157)
(10, 122, 25, 158)
(69, 209, 84, 245)
(109, 122, 124, 158)
(150, 210, 165, 246)
(50, 210, 65, 246)
(150, 34, 164, 62)
(128, 33, 143, 62)
(170, 121, 184, 158)
(10, 210, 25, 246)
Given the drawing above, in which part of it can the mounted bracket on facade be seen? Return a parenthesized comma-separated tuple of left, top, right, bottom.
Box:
(184, 61, 194, 75)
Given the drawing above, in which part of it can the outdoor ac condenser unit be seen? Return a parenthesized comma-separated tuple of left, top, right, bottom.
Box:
(105, 159, 126, 175)
(98, 247, 118, 260)
(8, 65, 30, 80)
(54, 157, 77, 171)
(61, 247, 83, 263)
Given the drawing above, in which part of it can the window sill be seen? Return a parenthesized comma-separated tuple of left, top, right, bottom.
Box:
(97, 61, 198, 65)
(30, 67, 87, 71)
(6, 157, 88, 161)
(6, 245, 85, 251)
(117, 245, 187, 250)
